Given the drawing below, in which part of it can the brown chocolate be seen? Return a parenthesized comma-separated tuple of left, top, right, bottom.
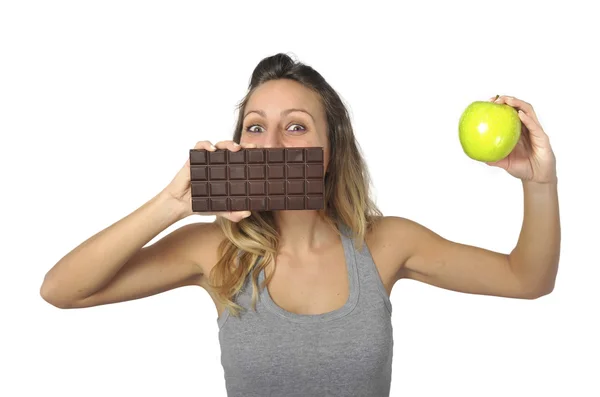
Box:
(189, 147, 325, 212)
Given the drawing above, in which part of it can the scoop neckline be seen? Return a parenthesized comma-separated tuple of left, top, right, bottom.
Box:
(258, 227, 360, 323)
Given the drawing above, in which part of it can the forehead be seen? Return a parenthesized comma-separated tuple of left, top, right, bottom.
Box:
(246, 79, 323, 116)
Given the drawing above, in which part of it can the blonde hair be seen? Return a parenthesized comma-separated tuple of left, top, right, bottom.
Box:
(205, 53, 382, 317)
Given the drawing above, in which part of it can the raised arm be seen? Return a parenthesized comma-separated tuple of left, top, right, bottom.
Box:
(40, 140, 252, 309)
(40, 192, 201, 309)
(374, 95, 560, 299)
(389, 179, 558, 299)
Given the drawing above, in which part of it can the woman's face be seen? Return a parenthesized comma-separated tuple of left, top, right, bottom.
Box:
(240, 79, 330, 172)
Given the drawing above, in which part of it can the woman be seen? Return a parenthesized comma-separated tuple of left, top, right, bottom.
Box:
(40, 53, 560, 396)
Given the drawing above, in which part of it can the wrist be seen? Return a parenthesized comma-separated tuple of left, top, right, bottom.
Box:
(522, 178, 558, 195)
(154, 191, 190, 223)
(527, 152, 557, 185)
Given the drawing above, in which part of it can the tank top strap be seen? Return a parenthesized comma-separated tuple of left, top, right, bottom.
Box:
(337, 221, 393, 315)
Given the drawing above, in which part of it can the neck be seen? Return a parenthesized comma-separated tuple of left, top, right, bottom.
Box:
(273, 210, 337, 251)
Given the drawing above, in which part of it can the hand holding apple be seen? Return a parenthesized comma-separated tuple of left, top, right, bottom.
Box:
(460, 95, 557, 184)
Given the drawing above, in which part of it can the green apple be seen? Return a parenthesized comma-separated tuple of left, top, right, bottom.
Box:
(458, 100, 521, 162)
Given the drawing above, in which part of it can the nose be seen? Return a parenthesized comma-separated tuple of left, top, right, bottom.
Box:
(262, 132, 283, 148)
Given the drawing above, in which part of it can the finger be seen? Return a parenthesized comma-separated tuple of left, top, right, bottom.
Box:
(214, 140, 241, 151)
(211, 210, 252, 221)
(503, 96, 541, 125)
(492, 95, 541, 125)
(486, 156, 509, 169)
(193, 140, 217, 151)
(224, 211, 252, 222)
(517, 108, 548, 143)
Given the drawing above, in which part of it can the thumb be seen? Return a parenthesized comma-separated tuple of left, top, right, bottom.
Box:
(224, 211, 252, 223)
(486, 157, 509, 169)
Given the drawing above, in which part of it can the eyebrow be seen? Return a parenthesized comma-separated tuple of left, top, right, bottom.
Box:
(243, 108, 315, 122)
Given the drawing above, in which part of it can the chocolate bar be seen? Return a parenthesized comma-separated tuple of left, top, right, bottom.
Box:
(189, 147, 325, 212)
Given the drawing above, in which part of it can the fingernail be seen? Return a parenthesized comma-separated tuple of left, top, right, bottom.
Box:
(210, 145, 216, 150)
(233, 142, 239, 147)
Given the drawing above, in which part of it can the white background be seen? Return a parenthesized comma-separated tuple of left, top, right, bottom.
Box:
(2, 1, 599, 396)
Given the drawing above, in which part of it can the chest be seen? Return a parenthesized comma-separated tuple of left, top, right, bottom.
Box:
(219, 309, 394, 394)
(212, 239, 397, 319)
(265, 245, 349, 316)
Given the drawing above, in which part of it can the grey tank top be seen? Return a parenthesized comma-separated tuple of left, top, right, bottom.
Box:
(217, 225, 394, 396)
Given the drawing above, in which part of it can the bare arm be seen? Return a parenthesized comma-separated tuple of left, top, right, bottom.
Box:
(369, 216, 525, 298)
(375, 180, 560, 299)
(506, 180, 560, 295)
(40, 192, 200, 308)
(40, 140, 252, 309)
(377, 95, 560, 299)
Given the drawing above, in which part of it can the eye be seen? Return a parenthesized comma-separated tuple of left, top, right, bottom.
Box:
(287, 124, 306, 134)
(245, 124, 264, 133)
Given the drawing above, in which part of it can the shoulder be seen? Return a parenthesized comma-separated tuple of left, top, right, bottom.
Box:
(363, 216, 429, 286)
(366, 215, 419, 239)
(365, 216, 443, 277)
(365, 215, 430, 252)
(168, 220, 227, 279)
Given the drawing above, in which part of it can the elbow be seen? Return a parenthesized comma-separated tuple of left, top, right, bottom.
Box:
(522, 285, 554, 300)
(40, 280, 73, 309)
(509, 258, 558, 300)
(520, 278, 556, 300)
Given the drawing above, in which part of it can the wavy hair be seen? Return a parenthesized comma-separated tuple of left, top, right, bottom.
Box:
(205, 53, 382, 317)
